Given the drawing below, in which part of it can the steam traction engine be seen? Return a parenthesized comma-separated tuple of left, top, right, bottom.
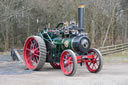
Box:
(24, 5, 103, 76)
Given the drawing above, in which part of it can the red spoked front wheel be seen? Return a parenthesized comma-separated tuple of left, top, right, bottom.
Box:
(86, 49, 103, 73)
(60, 50, 77, 76)
(24, 36, 46, 71)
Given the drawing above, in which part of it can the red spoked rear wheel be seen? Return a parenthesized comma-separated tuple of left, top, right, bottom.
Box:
(50, 62, 60, 69)
(24, 36, 46, 71)
(86, 49, 103, 73)
(60, 50, 77, 76)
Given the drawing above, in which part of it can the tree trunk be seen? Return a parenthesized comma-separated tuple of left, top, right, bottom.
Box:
(91, 20, 95, 47)
(4, 21, 9, 50)
(27, 16, 30, 36)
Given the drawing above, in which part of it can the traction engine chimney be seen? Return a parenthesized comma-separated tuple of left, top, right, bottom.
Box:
(78, 5, 85, 32)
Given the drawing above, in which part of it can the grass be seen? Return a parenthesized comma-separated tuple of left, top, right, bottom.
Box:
(0, 51, 10, 56)
(104, 49, 128, 63)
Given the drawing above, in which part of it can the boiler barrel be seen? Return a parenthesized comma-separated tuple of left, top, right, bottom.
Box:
(61, 35, 90, 54)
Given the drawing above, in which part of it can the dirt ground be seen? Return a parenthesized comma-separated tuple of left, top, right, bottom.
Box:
(0, 51, 128, 85)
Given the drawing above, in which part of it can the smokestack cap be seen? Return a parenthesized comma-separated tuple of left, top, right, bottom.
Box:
(78, 5, 85, 8)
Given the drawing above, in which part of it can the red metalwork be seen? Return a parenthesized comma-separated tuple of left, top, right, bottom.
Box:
(85, 50, 100, 72)
(77, 56, 82, 63)
(50, 62, 60, 69)
(60, 51, 74, 75)
(24, 37, 40, 70)
(76, 55, 94, 64)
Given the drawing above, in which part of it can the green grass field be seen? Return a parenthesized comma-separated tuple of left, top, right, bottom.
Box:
(104, 49, 128, 63)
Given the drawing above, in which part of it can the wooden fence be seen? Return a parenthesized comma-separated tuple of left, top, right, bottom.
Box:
(99, 43, 128, 55)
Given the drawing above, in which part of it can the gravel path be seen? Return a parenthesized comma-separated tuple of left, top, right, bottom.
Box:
(0, 55, 128, 85)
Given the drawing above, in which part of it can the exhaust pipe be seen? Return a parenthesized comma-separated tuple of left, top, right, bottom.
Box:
(78, 5, 85, 32)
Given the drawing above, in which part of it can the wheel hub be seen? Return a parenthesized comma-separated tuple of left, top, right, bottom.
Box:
(30, 50, 34, 56)
(92, 58, 96, 63)
(64, 60, 68, 67)
(30, 50, 34, 54)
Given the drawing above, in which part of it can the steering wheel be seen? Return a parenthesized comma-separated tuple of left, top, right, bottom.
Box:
(56, 23, 64, 29)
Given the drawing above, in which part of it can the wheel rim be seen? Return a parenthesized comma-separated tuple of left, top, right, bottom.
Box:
(86, 50, 100, 72)
(60, 51, 74, 75)
(24, 37, 40, 70)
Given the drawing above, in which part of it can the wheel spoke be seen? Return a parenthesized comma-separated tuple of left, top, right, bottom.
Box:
(68, 65, 71, 72)
(34, 54, 39, 57)
(31, 55, 35, 63)
(33, 56, 38, 64)
(69, 64, 72, 72)
(87, 60, 91, 62)
(93, 64, 97, 69)
(64, 59, 67, 61)
(37, 51, 40, 53)
(96, 59, 99, 61)
(90, 63, 93, 68)
(65, 55, 68, 60)
(35, 43, 38, 49)
(66, 56, 73, 72)
(33, 40, 37, 49)
(26, 48, 31, 51)
(35, 56, 39, 63)
(89, 62, 92, 66)
(69, 61, 73, 64)
(95, 55, 99, 60)
(27, 58, 31, 64)
(34, 47, 39, 51)
(29, 55, 33, 60)
(92, 64, 95, 69)
(27, 55, 33, 65)
(95, 62, 99, 67)
(66, 66, 69, 72)
(30, 40, 34, 48)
